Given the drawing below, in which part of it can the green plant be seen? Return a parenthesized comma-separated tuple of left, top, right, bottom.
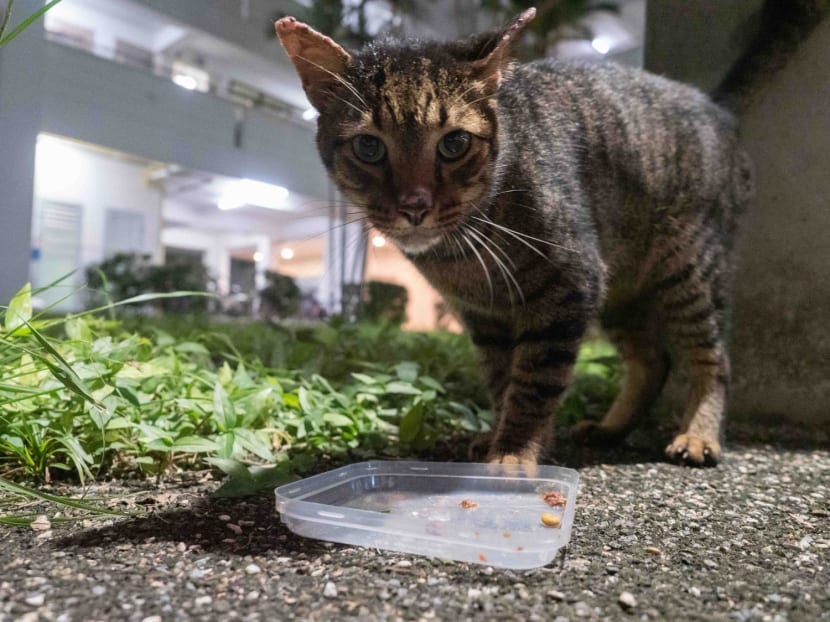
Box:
(0, 0, 62, 48)
(480, 0, 620, 59)
(260, 272, 301, 319)
(360, 281, 408, 325)
(271, 0, 433, 47)
(1, 282, 621, 518)
(86, 253, 212, 314)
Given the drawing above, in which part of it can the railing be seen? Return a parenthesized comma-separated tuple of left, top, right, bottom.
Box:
(44, 29, 311, 128)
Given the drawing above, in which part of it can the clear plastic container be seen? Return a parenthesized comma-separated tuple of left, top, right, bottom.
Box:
(275, 460, 579, 569)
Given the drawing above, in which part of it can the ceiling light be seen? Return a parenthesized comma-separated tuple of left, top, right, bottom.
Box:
(173, 74, 198, 90)
(217, 179, 289, 211)
(372, 235, 386, 248)
(591, 37, 611, 55)
(302, 107, 319, 121)
(280, 248, 295, 260)
(253, 251, 264, 262)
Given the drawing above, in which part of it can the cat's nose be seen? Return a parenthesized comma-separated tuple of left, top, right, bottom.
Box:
(397, 188, 433, 226)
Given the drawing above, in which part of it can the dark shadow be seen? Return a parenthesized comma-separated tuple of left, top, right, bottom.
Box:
(55, 492, 328, 557)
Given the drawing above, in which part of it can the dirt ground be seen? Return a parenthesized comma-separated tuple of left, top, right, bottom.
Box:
(1, 428, 828, 621)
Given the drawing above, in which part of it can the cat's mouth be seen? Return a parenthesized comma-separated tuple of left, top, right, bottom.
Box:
(386, 227, 445, 255)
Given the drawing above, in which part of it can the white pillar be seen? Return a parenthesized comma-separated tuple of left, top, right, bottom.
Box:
(0, 0, 45, 304)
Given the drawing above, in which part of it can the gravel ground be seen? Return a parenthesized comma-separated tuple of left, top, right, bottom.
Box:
(1, 435, 829, 622)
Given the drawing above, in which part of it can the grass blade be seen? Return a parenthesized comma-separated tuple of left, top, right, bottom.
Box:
(0, 0, 62, 48)
(0, 477, 126, 516)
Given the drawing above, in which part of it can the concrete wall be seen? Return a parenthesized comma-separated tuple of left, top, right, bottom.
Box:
(0, 0, 44, 305)
(645, 2, 830, 429)
(729, 18, 830, 427)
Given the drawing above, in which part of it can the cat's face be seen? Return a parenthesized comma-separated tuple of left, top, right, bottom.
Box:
(276, 11, 535, 255)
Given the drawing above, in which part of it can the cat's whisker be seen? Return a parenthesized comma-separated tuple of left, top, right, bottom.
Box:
(472, 212, 578, 254)
(464, 224, 525, 305)
(460, 231, 495, 309)
(320, 87, 367, 116)
(295, 54, 369, 111)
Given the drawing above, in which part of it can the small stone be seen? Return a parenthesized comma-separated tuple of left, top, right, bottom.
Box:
(644, 546, 661, 556)
(91, 585, 106, 596)
(689, 586, 701, 597)
(141, 617, 162, 622)
(176, 542, 187, 553)
(245, 563, 261, 575)
(226, 523, 243, 535)
(189, 569, 207, 580)
(547, 590, 566, 601)
(246, 591, 260, 602)
(194, 596, 212, 607)
(25, 594, 45, 607)
(323, 581, 338, 598)
(30, 516, 51, 532)
(396, 560, 412, 568)
(218, 514, 231, 521)
(573, 601, 592, 617)
(467, 588, 482, 600)
(618, 591, 637, 610)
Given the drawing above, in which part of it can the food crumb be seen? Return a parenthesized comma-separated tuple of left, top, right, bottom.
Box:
(459, 499, 478, 509)
(540, 491, 567, 507)
(478, 553, 487, 562)
(502, 532, 511, 538)
(541, 512, 562, 528)
(516, 546, 524, 551)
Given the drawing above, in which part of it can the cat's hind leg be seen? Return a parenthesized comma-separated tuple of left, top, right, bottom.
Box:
(654, 239, 731, 467)
(571, 321, 670, 445)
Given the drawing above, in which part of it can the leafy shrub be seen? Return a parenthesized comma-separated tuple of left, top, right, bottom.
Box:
(259, 272, 301, 319)
(86, 253, 212, 314)
(0, 284, 621, 500)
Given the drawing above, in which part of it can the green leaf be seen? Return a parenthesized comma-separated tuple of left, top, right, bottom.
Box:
(4, 283, 32, 334)
(65, 317, 92, 343)
(395, 361, 419, 383)
(323, 412, 354, 428)
(385, 381, 422, 396)
(399, 403, 423, 444)
(172, 436, 220, 453)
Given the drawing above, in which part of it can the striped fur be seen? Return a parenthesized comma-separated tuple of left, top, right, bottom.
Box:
(277, 13, 753, 466)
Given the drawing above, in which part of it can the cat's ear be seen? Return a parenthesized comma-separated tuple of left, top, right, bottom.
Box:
(275, 17, 352, 113)
(466, 8, 536, 93)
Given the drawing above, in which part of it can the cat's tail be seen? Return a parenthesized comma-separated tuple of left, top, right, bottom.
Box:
(712, 0, 829, 112)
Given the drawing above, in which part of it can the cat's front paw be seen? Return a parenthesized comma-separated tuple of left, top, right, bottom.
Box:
(665, 433, 721, 467)
(486, 446, 540, 466)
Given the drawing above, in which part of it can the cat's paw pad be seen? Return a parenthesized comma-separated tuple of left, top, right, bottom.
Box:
(665, 433, 721, 467)
(570, 421, 625, 446)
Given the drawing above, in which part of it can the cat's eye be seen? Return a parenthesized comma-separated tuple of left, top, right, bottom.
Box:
(437, 130, 472, 161)
(352, 135, 386, 164)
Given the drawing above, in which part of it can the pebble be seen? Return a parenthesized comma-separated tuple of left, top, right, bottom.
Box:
(547, 590, 566, 601)
(194, 596, 212, 607)
(323, 581, 338, 598)
(140, 617, 162, 622)
(573, 601, 592, 617)
(618, 591, 637, 609)
(25, 594, 45, 607)
(30, 515, 51, 532)
(91, 585, 106, 596)
(245, 563, 262, 575)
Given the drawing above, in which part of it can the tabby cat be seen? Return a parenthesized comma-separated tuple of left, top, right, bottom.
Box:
(275, 8, 753, 467)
